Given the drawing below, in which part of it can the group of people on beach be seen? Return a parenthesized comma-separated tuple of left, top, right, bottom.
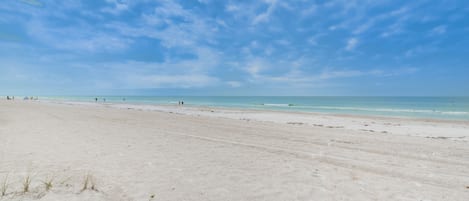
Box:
(94, 97, 126, 102)
(178, 101, 184, 105)
(6, 96, 38, 100)
(94, 97, 106, 102)
(24, 96, 38, 100)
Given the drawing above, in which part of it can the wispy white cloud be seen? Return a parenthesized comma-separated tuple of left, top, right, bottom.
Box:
(352, 21, 373, 35)
(300, 4, 317, 17)
(318, 69, 365, 79)
(65, 36, 131, 52)
(275, 39, 290, 46)
(429, 25, 447, 36)
(108, 1, 219, 49)
(126, 74, 218, 88)
(225, 3, 240, 12)
(67, 58, 222, 89)
(26, 20, 132, 52)
(347, 6, 411, 36)
(238, 54, 419, 88)
(245, 59, 268, 77)
(345, 38, 358, 51)
(404, 45, 438, 57)
(380, 22, 404, 38)
(153, 0, 190, 19)
(19, 0, 42, 7)
(252, 0, 277, 25)
(101, 1, 224, 84)
(101, 0, 129, 15)
(197, 0, 210, 4)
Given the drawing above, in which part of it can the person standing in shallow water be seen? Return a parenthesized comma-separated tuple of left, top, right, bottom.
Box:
(95, 97, 98, 102)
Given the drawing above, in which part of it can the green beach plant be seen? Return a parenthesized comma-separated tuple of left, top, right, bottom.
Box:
(23, 175, 32, 193)
(42, 176, 54, 191)
(1, 174, 8, 196)
(82, 174, 97, 192)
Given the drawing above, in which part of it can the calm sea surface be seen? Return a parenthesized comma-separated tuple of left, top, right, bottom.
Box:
(42, 96, 469, 121)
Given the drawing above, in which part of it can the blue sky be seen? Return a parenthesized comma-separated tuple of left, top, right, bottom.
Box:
(0, 0, 468, 96)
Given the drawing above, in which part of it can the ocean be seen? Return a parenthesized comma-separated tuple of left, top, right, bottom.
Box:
(41, 96, 469, 121)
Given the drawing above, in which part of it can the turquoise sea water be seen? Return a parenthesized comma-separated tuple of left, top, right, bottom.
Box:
(42, 96, 469, 121)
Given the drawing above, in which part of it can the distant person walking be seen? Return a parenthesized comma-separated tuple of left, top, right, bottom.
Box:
(95, 97, 98, 102)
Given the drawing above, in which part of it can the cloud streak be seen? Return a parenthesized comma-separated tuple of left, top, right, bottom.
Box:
(345, 38, 358, 51)
(252, 0, 277, 25)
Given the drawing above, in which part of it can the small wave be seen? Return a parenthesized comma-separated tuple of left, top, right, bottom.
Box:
(440, 111, 469, 115)
(301, 106, 469, 115)
(257, 105, 468, 116)
(261, 103, 295, 107)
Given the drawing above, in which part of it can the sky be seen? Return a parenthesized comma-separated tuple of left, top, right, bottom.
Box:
(0, 0, 468, 96)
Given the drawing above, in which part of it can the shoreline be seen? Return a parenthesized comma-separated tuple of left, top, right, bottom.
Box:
(34, 96, 469, 121)
(28, 99, 469, 141)
(39, 99, 469, 123)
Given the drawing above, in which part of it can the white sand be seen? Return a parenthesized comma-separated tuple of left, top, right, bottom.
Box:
(1, 100, 469, 201)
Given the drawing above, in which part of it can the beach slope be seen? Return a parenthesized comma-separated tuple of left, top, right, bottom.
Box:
(1, 100, 468, 200)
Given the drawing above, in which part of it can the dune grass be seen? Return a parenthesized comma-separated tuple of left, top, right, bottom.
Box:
(22, 175, 32, 193)
(1, 174, 8, 196)
(81, 174, 97, 192)
(42, 176, 54, 191)
(0, 172, 102, 198)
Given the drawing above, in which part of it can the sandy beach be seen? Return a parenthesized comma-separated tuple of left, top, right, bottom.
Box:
(1, 100, 469, 201)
